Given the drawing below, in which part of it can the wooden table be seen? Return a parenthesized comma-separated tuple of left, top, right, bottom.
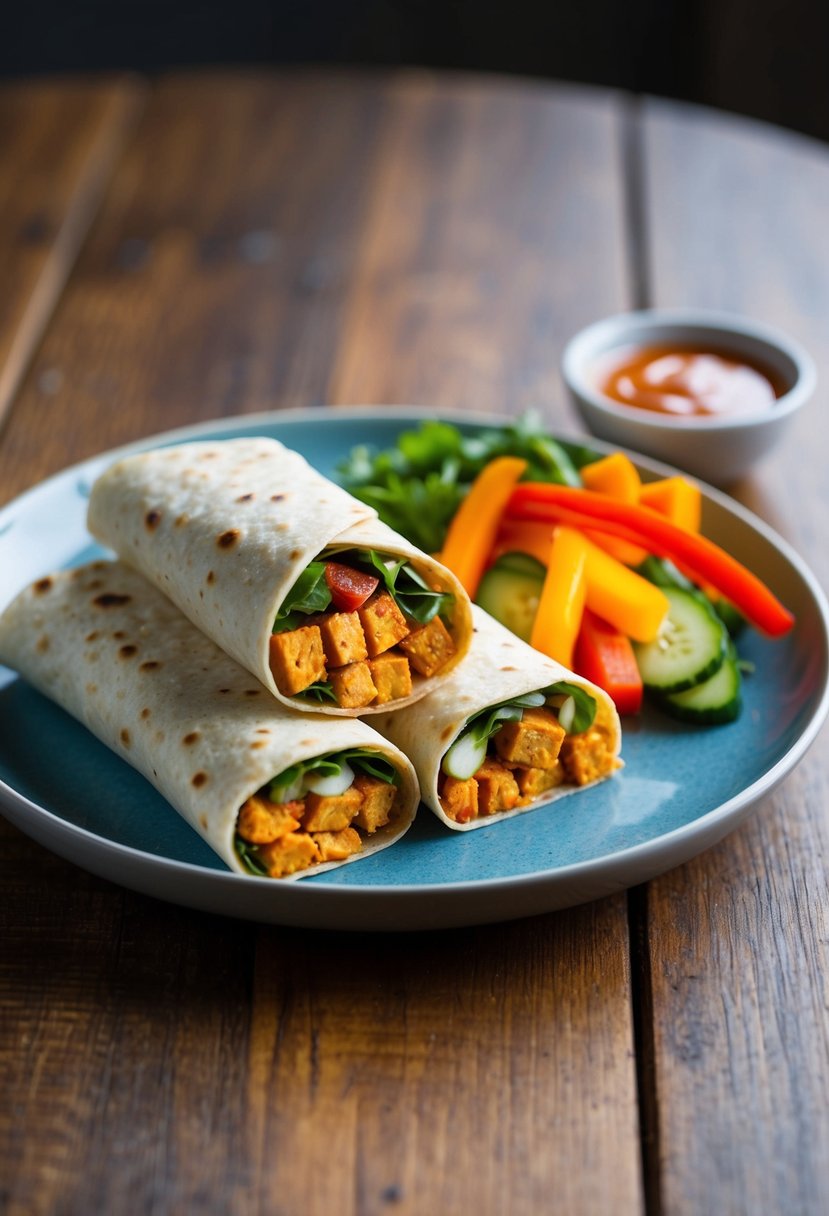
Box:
(1, 71, 827, 1216)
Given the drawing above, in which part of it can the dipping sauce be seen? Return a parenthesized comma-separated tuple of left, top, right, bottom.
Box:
(596, 345, 786, 418)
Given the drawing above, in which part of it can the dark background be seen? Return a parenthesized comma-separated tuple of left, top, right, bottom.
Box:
(4, 1, 829, 143)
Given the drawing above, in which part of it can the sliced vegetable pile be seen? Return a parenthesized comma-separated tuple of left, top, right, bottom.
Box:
(339, 419, 795, 725)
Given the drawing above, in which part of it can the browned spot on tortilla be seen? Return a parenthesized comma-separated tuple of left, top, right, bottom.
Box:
(199, 452, 218, 460)
(91, 561, 107, 572)
(33, 577, 53, 594)
(289, 548, 302, 560)
(155, 730, 165, 743)
(86, 683, 98, 694)
(217, 529, 240, 550)
(276, 522, 289, 532)
(87, 580, 103, 591)
(36, 635, 50, 653)
(218, 687, 231, 694)
(199, 814, 208, 829)
(249, 741, 266, 749)
(85, 630, 100, 642)
(87, 651, 99, 662)
(192, 771, 208, 788)
(140, 708, 151, 720)
(145, 510, 162, 531)
(236, 493, 254, 502)
(206, 571, 215, 585)
(175, 513, 189, 527)
(139, 660, 161, 672)
(93, 593, 131, 608)
(119, 645, 138, 659)
(120, 729, 131, 747)
(440, 725, 455, 741)
(271, 493, 285, 502)
(499, 665, 518, 671)
(199, 590, 204, 599)
(256, 728, 270, 734)
(244, 689, 260, 697)
(183, 732, 200, 746)
(112, 630, 126, 640)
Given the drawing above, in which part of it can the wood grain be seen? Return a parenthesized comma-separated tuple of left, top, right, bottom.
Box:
(329, 74, 630, 414)
(0, 73, 643, 1216)
(640, 99, 829, 1215)
(0, 77, 144, 434)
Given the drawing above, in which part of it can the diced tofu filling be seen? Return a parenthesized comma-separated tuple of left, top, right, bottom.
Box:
(438, 706, 618, 823)
(269, 555, 457, 707)
(236, 772, 400, 878)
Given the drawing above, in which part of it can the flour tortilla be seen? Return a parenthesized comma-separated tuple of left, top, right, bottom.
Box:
(372, 605, 623, 830)
(86, 437, 472, 714)
(0, 560, 420, 877)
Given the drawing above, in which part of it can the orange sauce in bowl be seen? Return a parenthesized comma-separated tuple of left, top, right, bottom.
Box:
(596, 345, 786, 418)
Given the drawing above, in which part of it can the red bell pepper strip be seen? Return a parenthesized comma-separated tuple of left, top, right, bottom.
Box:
(574, 609, 643, 716)
(505, 483, 794, 637)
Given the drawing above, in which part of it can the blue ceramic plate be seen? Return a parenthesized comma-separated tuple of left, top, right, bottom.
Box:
(1, 409, 827, 931)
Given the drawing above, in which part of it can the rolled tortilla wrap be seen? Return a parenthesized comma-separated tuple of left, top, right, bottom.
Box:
(87, 437, 472, 714)
(372, 605, 622, 830)
(0, 560, 420, 879)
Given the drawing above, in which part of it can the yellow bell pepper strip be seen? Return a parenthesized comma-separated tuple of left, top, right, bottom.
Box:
(639, 476, 702, 532)
(580, 452, 647, 565)
(574, 609, 643, 716)
(504, 483, 795, 637)
(530, 527, 587, 667)
(439, 456, 527, 598)
(579, 530, 669, 642)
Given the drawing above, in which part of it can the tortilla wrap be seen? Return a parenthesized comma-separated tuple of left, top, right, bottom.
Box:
(0, 560, 420, 878)
(86, 437, 472, 714)
(372, 605, 623, 830)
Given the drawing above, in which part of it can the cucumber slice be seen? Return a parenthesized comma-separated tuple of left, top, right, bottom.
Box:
(659, 657, 743, 724)
(443, 732, 488, 780)
(475, 552, 545, 642)
(633, 587, 728, 693)
(304, 762, 355, 797)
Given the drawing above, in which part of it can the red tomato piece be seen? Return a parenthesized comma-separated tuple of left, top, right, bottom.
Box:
(324, 562, 379, 612)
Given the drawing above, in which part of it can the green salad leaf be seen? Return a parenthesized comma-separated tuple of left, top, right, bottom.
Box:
(273, 561, 331, 632)
(235, 837, 269, 877)
(355, 549, 453, 625)
(268, 747, 399, 803)
(338, 413, 584, 553)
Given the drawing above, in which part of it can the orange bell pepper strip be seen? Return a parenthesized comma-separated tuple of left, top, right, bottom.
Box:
(530, 528, 587, 668)
(491, 520, 555, 568)
(574, 609, 643, 716)
(639, 476, 702, 532)
(439, 456, 527, 597)
(505, 483, 795, 637)
(581, 452, 647, 565)
(578, 531, 669, 642)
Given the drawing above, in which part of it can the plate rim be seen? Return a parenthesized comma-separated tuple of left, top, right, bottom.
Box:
(2, 406, 828, 916)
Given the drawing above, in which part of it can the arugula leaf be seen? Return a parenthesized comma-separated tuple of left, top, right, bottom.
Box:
(268, 747, 399, 804)
(298, 679, 339, 704)
(542, 682, 597, 734)
(273, 562, 331, 632)
(338, 413, 585, 552)
(355, 549, 454, 624)
(235, 837, 269, 877)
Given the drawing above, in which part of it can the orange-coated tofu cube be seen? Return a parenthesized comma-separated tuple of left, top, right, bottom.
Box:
(368, 653, 412, 704)
(257, 832, 320, 877)
(398, 616, 456, 677)
(302, 785, 363, 833)
(358, 592, 409, 657)
(493, 707, 565, 768)
(559, 727, 617, 786)
(269, 625, 326, 695)
(474, 758, 520, 816)
(328, 660, 377, 708)
(237, 795, 303, 843)
(352, 774, 398, 833)
(514, 764, 565, 801)
(314, 826, 363, 862)
(439, 774, 479, 824)
(316, 611, 368, 667)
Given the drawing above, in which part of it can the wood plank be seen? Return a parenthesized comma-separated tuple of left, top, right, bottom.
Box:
(0, 77, 144, 433)
(640, 98, 829, 1215)
(329, 74, 631, 414)
(0, 73, 643, 1214)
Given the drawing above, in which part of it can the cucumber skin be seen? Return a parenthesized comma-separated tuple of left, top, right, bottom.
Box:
(475, 552, 544, 643)
(655, 658, 743, 725)
(634, 588, 728, 694)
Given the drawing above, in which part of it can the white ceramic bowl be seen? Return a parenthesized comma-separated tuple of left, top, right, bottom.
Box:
(561, 309, 816, 485)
